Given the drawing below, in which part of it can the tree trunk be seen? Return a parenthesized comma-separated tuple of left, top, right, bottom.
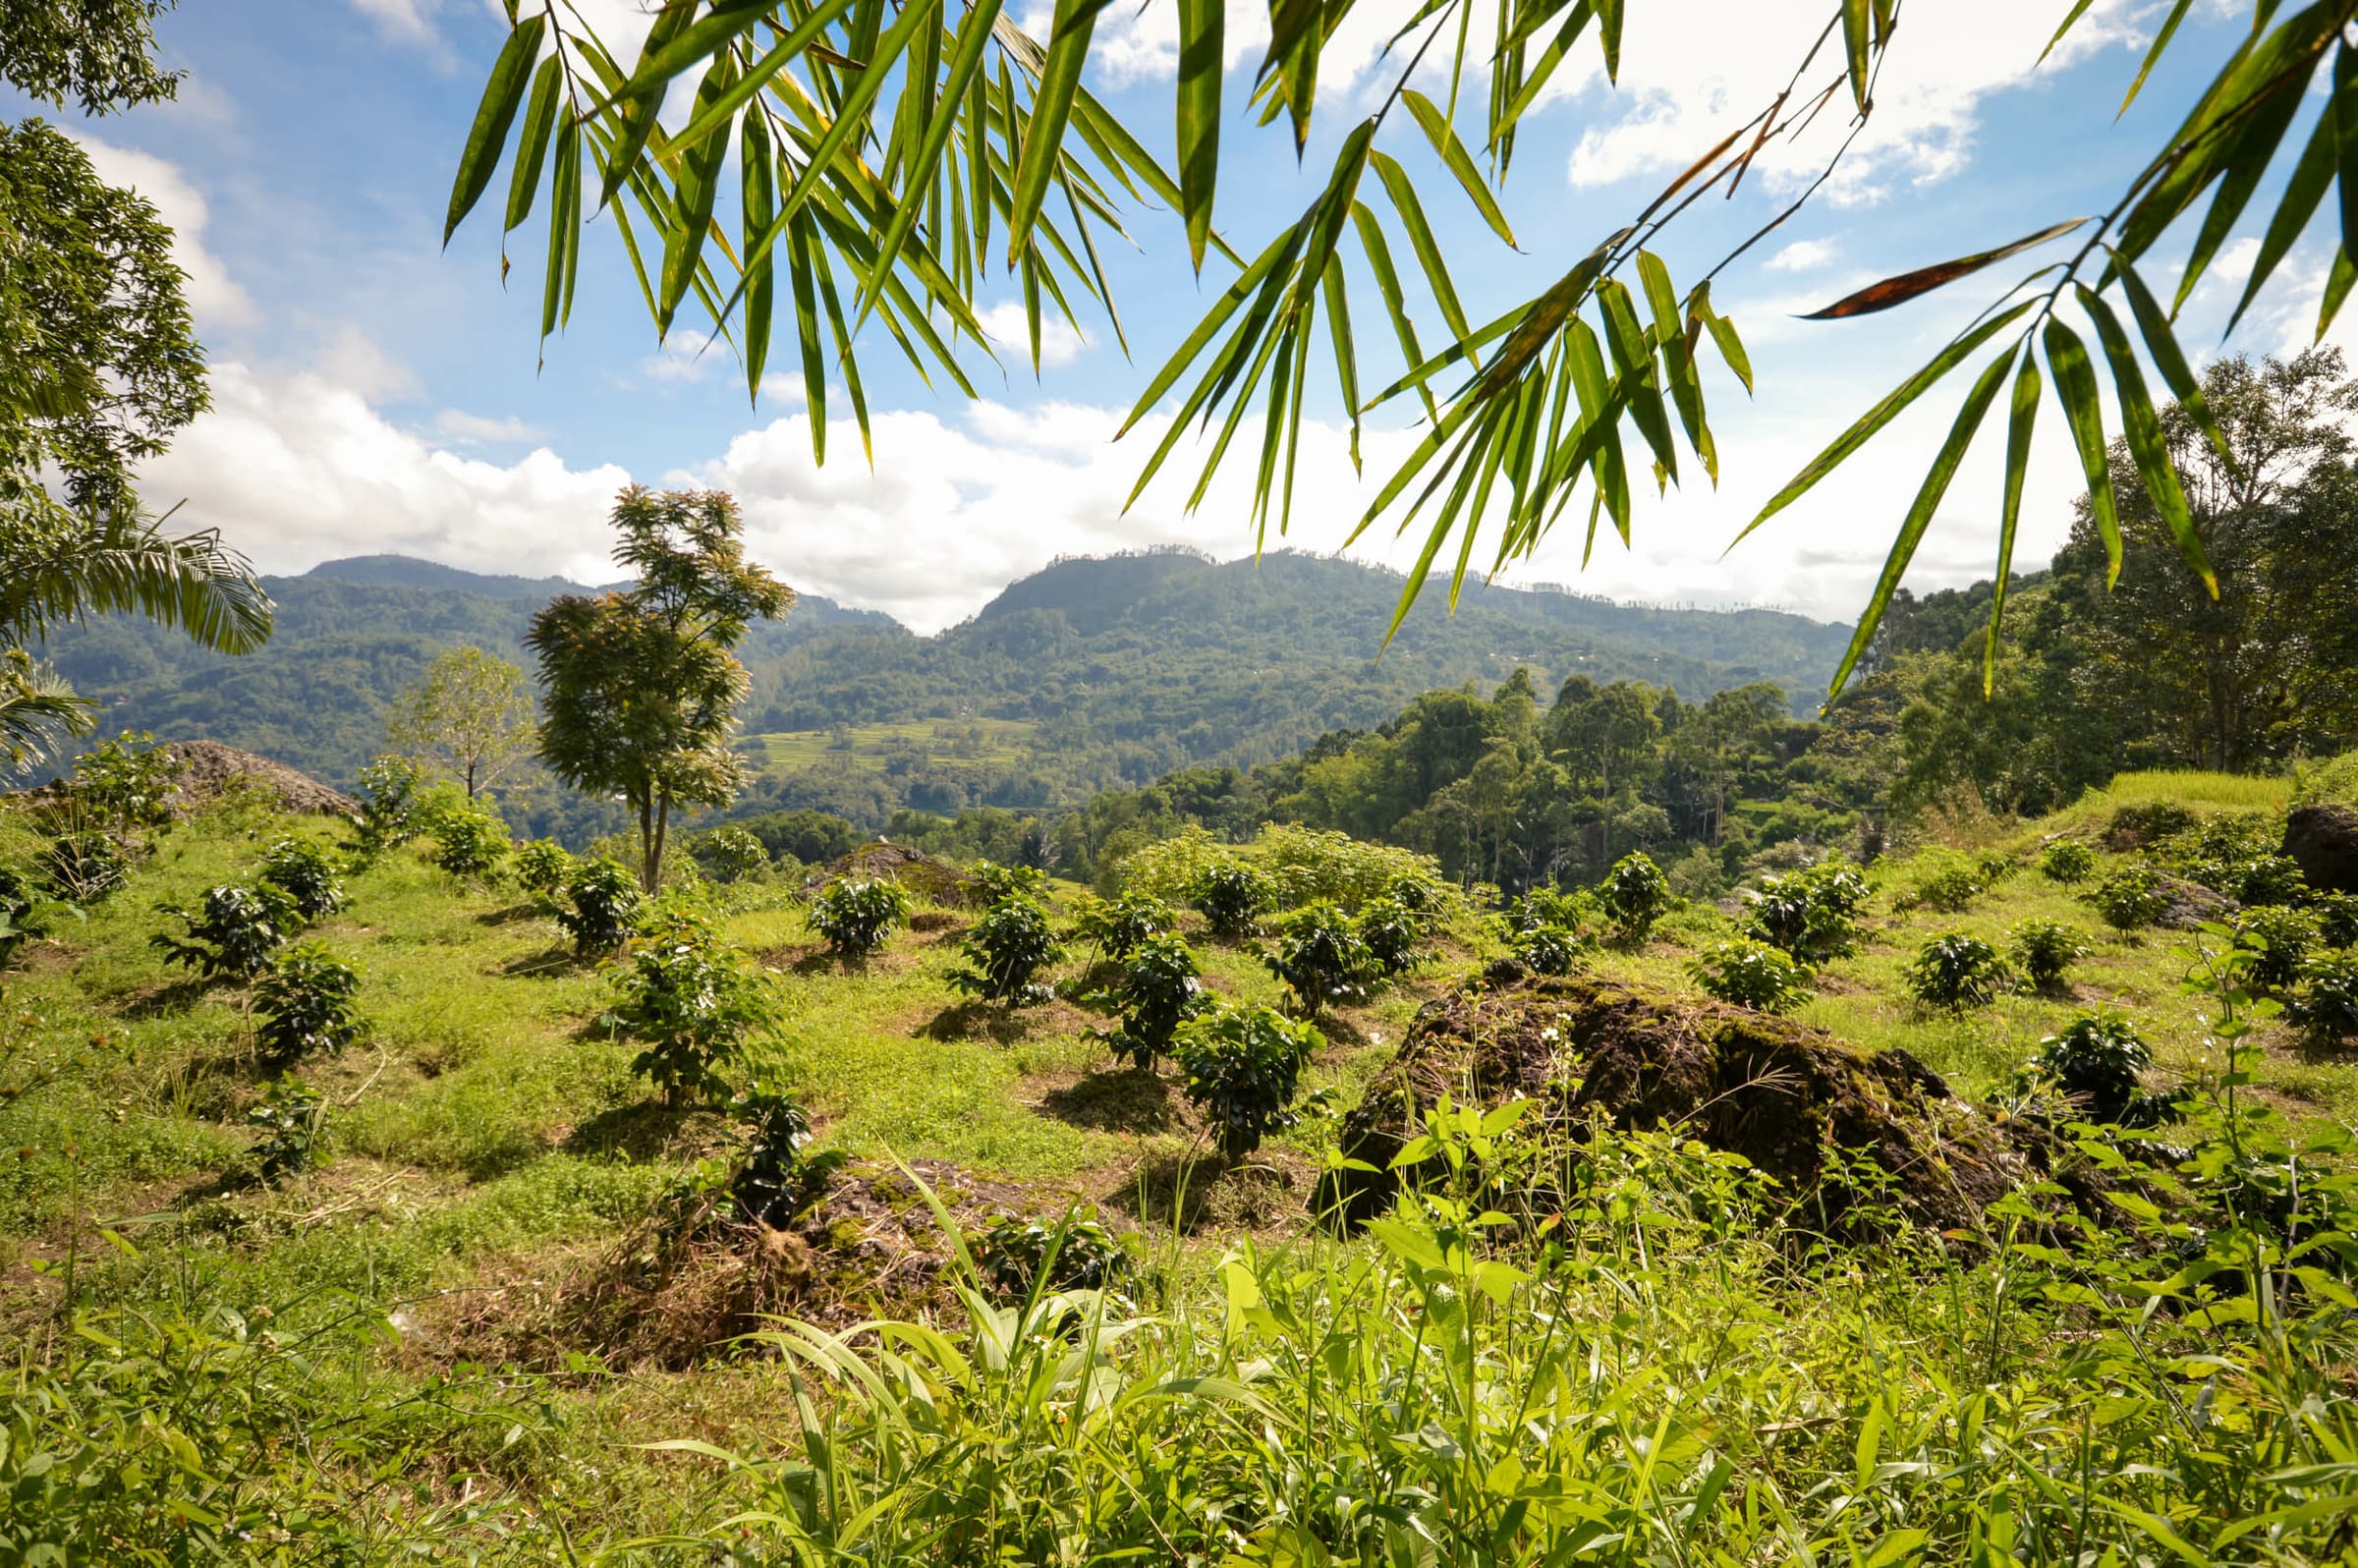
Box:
(636, 795, 657, 893)
(649, 796, 671, 894)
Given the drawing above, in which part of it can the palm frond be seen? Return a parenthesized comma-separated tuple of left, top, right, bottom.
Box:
(0, 651, 95, 777)
(0, 497, 275, 654)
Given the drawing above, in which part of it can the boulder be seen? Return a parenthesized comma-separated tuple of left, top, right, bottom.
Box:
(2283, 804, 2358, 895)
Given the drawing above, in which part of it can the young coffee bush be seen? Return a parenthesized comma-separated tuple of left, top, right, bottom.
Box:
(513, 839, 574, 899)
(1264, 902, 1380, 1016)
(2292, 949, 2358, 1045)
(2230, 854, 2308, 908)
(349, 754, 424, 862)
(1598, 853, 1671, 945)
(0, 865, 62, 971)
(1070, 890, 1173, 961)
(260, 837, 345, 923)
(2312, 891, 2358, 949)
(2040, 839, 2098, 884)
(807, 877, 910, 958)
(2011, 919, 2089, 990)
(977, 1206, 1134, 1302)
(37, 831, 130, 904)
(253, 944, 364, 1067)
(2234, 904, 2323, 990)
(151, 883, 299, 980)
(691, 825, 770, 883)
(1192, 863, 1275, 940)
(608, 906, 777, 1105)
(428, 804, 509, 885)
(1510, 923, 1587, 977)
(1174, 1002, 1322, 1160)
(1101, 931, 1208, 1070)
(246, 1077, 326, 1183)
(2089, 865, 2170, 932)
(1355, 894, 1430, 977)
(950, 895, 1062, 1005)
(1508, 884, 1592, 935)
(728, 1083, 846, 1228)
(558, 858, 645, 956)
(68, 731, 184, 834)
(1744, 859, 1871, 963)
(2031, 1009, 2152, 1123)
(1902, 930, 2012, 1009)
(1688, 939, 1812, 1013)
(1909, 856, 1987, 914)
(970, 860, 1049, 902)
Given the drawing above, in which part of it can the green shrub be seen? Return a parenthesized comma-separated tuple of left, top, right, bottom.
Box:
(348, 753, 424, 862)
(807, 877, 909, 958)
(1598, 853, 1671, 944)
(1174, 1003, 1321, 1159)
(1744, 858, 1870, 962)
(2089, 865, 2170, 931)
(0, 865, 65, 971)
(728, 1083, 845, 1227)
(1264, 902, 1380, 1015)
(260, 837, 345, 923)
(2312, 891, 2358, 948)
(1355, 894, 1431, 977)
(513, 838, 574, 898)
(1510, 923, 1587, 977)
(427, 802, 509, 884)
(607, 906, 777, 1105)
(1192, 863, 1275, 940)
(2292, 949, 2358, 1044)
(2011, 920, 2089, 989)
(1902, 931, 2012, 1009)
(151, 883, 298, 980)
(2230, 855, 2308, 907)
(1099, 931, 1209, 1070)
(1909, 855, 1987, 914)
(970, 860, 1049, 902)
(253, 944, 364, 1067)
(950, 895, 1063, 1005)
(1070, 890, 1173, 961)
(1688, 939, 1812, 1012)
(977, 1205, 1134, 1301)
(688, 824, 771, 882)
(2233, 904, 2322, 990)
(68, 730, 184, 834)
(1508, 884, 1593, 935)
(2031, 1009, 2151, 1122)
(35, 830, 129, 904)
(2040, 840, 2098, 884)
(245, 1077, 326, 1182)
(557, 857, 645, 956)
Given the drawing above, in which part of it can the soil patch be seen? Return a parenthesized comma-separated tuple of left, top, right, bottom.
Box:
(1318, 976, 2086, 1244)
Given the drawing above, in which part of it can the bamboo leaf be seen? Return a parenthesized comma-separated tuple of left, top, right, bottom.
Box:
(504, 53, 562, 234)
(1177, 0, 1223, 271)
(2044, 316, 2122, 587)
(1803, 217, 2087, 318)
(595, 4, 690, 209)
(667, 0, 864, 152)
(2120, 0, 2196, 113)
(1400, 90, 1517, 247)
(2337, 41, 2358, 271)
(1986, 350, 2041, 696)
(742, 110, 776, 406)
(2322, 246, 2357, 341)
(860, 0, 1005, 324)
(1828, 348, 2014, 699)
(1008, 0, 1100, 265)
(539, 116, 581, 358)
(2080, 284, 2216, 597)
(1840, 0, 1872, 112)
(2113, 254, 2230, 467)
(2220, 104, 2334, 336)
(1371, 149, 1472, 342)
(1692, 283, 1752, 393)
(445, 14, 544, 244)
(657, 51, 738, 334)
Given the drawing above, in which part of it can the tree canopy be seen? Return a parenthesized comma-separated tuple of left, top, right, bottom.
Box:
(385, 645, 538, 799)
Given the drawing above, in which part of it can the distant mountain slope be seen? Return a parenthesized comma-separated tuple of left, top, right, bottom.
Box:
(36, 549, 1850, 822)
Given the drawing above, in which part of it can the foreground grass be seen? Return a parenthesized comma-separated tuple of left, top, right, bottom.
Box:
(3, 791, 2354, 1560)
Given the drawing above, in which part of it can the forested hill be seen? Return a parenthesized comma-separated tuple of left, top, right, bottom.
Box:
(36, 548, 1849, 816)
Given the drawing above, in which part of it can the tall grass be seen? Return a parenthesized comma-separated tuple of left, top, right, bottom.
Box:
(2097, 769, 2293, 813)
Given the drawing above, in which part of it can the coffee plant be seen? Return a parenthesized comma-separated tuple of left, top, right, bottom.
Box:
(807, 877, 910, 958)
(950, 895, 1062, 1005)
(691, 825, 771, 883)
(2234, 905, 2323, 991)
(2313, 891, 2358, 949)
(1510, 923, 1587, 977)
(2011, 920, 2089, 990)
(2089, 865, 2170, 931)
(1174, 1002, 1321, 1160)
(1909, 856, 1987, 914)
(2228, 854, 2309, 907)
(2040, 840, 2098, 884)
(1100, 931, 1208, 1069)
(260, 837, 345, 923)
(607, 906, 777, 1105)
(2292, 949, 2358, 1045)
(970, 860, 1049, 902)
(1902, 931, 2012, 1009)
(68, 731, 183, 834)
(428, 803, 509, 885)
(1070, 891, 1173, 961)
(245, 1077, 326, 1182)
(977, 1205, 1134, 1302)
(1744, 859, 1871, 963)
(151, 884, 298, 980)
(1508, 884, 1593, 935)
(558, 858, 646, 956)
(2031, 1009, 2152, 1123)
(253, 944, 365, 1067)
(1688, 939, 1812, 1013)
(1192, 863, 1275, 940)
(348, 754, 425, 864)
(0, 866, 63, 971)
(1598, 853, 1671, 945)
(1264, 902, 1379, 1016)
(513, 839, 574, 898)
(1355, 894, 1430, 977)
(728, 1083, 846, 1227)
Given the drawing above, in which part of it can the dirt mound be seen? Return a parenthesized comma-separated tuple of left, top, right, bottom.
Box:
(162, 742, 360, 816)
(2153, 872, 2236, 928)
(1318, 977, 2068, 1243)
(802, 841, 982, 907)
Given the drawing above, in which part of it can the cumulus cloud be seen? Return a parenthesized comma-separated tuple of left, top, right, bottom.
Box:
(70, 134, 255, 329)
(1765, 238, 1837, 272)
(434, 410, 544, 445)
(975, 300, 1089, 371)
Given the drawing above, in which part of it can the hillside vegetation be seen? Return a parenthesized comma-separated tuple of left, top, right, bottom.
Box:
(4, 754, 2354, 1562)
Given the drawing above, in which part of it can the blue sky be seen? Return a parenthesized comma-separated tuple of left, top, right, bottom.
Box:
(25, 1, 2328, 632)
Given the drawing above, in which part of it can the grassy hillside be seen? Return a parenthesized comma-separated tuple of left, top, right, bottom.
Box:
(3, 776, 2353, 1560)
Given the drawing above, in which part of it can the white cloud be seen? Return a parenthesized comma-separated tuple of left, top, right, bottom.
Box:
(642, 329, 727, 384)
(433, 410, 543, 444)
(1765, 238, 1837, 272)
(975, 300, 1088, 370)
(70, 134, 255, 330)
(317, 324, 422, 404)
